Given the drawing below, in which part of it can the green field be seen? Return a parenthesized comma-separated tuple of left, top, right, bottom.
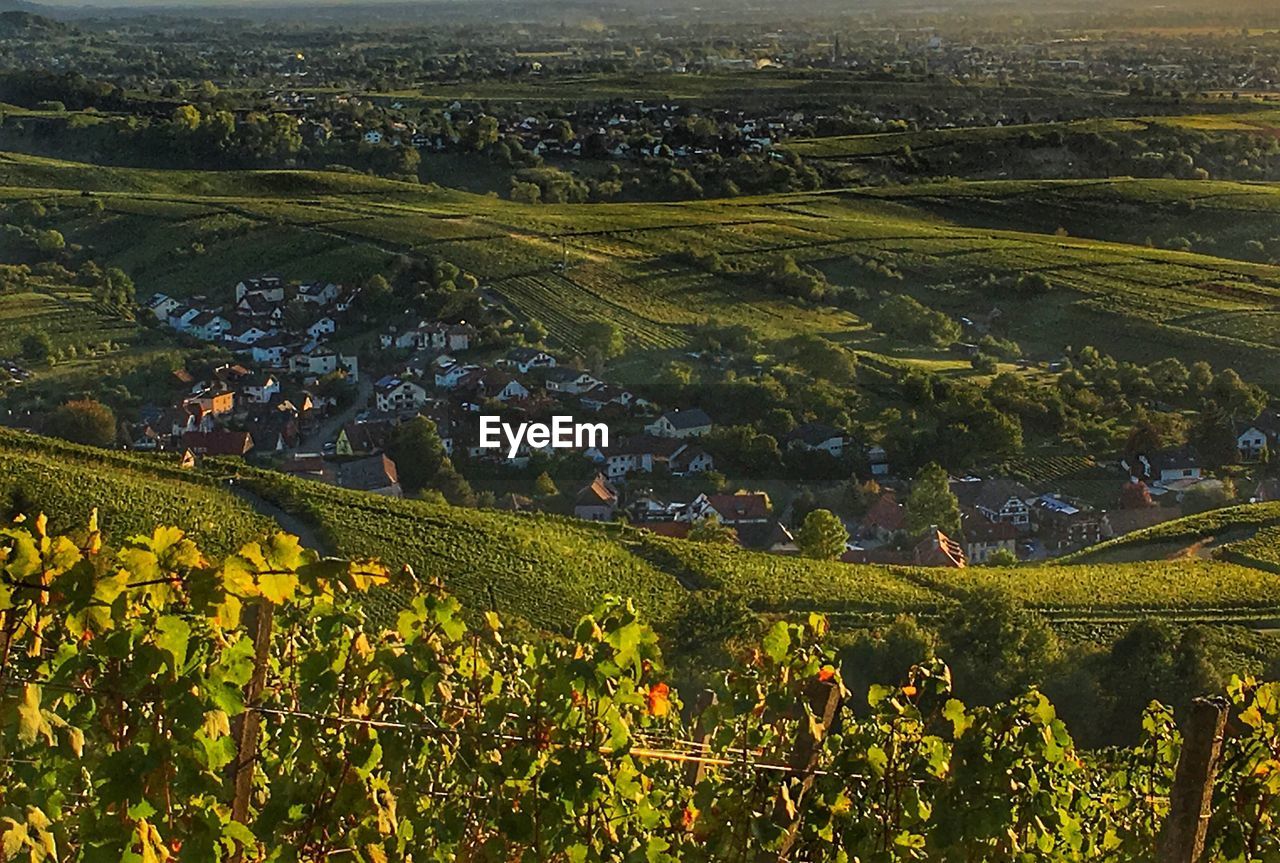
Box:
(785, 110, 1280, 160)
(3, 152, 1280, 385)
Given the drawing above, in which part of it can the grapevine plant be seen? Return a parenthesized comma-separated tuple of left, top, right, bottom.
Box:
(2, 513, 1280, 861)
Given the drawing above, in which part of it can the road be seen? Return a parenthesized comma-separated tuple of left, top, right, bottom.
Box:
(300, 375, 373, 453)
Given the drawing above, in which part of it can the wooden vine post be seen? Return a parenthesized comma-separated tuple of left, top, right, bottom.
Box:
(1157, 696, 1229, 863)
(683, 689, 718, 788)
(230, 599, 276, 860)
(758, 678, 841, 863)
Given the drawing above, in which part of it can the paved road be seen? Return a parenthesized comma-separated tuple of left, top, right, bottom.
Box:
(299, 375, 373, 453)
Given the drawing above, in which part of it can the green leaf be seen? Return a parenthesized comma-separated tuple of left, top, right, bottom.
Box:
(17, 684, 52, 746)
(762, 622, 791, 663)
(154, 615, 191, 672)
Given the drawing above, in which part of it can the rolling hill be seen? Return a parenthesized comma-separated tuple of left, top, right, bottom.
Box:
(2, 152, 1280, 386)
(5, 428, 1280, 641)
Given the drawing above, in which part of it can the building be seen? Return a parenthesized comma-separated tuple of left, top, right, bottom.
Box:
(337, 454, 402, 497)
(960, 510, 1017, 563)
(235, 277, 285, 304)
(181, 430, 254, 457)
(574, 474, 619, 521)
(544, 368, 599, 395)
(645, 408, 713, 439)
(298, 282, 341, 306)
(504, 347, 557, 374)
(954, 478, 1034, 531)
(374, 378, 429, 413)
(914, 528, 966, 568)
(784, 423, 847, 458)
(1032, 496, 1103, 552)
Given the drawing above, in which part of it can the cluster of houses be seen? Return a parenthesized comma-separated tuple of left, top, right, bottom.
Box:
(147, 278, 360, 383)
(125, 363, 332, 458)
(288, 94, 808, 162)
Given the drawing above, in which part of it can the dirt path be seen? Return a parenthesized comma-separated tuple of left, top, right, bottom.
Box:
(228, 481, 333, 556)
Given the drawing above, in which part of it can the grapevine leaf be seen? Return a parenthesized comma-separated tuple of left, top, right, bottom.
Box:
(762, 622, 791, 663)
(154, 616, 191, 672)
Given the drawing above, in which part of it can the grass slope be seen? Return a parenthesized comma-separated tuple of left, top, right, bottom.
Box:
(2, 153, 1279, 384)
(2, 429, 1280, 636)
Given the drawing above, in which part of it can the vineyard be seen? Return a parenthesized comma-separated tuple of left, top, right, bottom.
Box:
(637, 535, 946, 621)
(1223, 526, 1280, 574)
(1062, 502, 1280, 564)
(4, 435, 1280, 642)
(232, 469, 689, 632)
(4, 152, 1280, 384)
(0, 430, 270, 556)
(4, 516, 1280, 861)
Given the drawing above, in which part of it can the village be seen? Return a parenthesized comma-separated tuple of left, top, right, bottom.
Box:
(124, 275, 1280, 570)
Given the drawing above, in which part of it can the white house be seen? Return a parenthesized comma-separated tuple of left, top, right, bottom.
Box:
(784, 423, 847, 458)
(229, 325, 271, 346)
(235, 278, 285, 304)
(436, 363, 482, 389)
(1237, 426, 1273, 461)
(188, 312, 232, 342)
(306, 317, 337, 340)
(292, 348, 359, 382)
(375, 378, 429, 413)
(646, 408, 713, 439)
(244, 375, 281, 404)
(148, 294, 182, 322)
(298, 282, 341, 306)
(248, 336, 293, 366)
(170, 307, 202, 331)
(544, 368, 599, 395)
(504, 347, 557, 374)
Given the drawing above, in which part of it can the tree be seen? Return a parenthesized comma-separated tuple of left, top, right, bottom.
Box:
(21, 331, 52, 363)
(1182, 478, 1236, 514)
(534, 471, 559, 498)
(581, 321, 624, 362)
(941, 587, 1058, 706)
(387, 417, 447, 495)
(689, 515, 738, 545)
(795, 509, 848, 561)
(45, 398, 116, 447)
(905, 463, 961, 538)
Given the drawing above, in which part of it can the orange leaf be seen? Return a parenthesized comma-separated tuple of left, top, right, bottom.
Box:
(647, 682, 671, 717)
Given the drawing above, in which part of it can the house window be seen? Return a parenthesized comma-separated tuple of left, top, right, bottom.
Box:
(1183, 469, 1193, 477)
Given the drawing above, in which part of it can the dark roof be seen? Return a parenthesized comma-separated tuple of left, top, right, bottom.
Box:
(661, 408, 713, 430)
(182, 430, 253, 456)
(338, 455, 400, 492)
(961, 509, 1017, 542)
(785, 422, 845, 447)
(707, 493, 770, 522)
(606, 434, 686, 459)
(576, 474, 618, 507)
(972, 479, 1035, 512)
(860, 493, 905, 533)
(1149, 447, 1199, 472)
(544, 367, 591, 383)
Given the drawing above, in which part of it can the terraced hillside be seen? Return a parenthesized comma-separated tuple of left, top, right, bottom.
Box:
(3, 428, 1280, 639)
(3, 152, 1280, 385)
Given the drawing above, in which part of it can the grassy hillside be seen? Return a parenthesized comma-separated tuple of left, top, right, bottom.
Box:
(1061, 502, 1280, 564)
(785, 110, 1280, 160)
(2, 428, 1280, 637)
(3, 152, 1279, 385)
(0, 429, 271, 555)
